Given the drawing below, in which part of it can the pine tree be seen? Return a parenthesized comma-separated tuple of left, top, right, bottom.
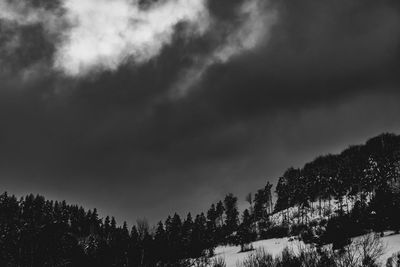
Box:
(216, 201, 225, 226)
(275, 175, 289, 213)
(237, 209, 256, 251)
(223, 193, 239, 243)
(254, 188, 265, 221)
(154, 221, 167, 262)
(206, 204, 217, 242)
(128, 226, 141, 266)
(215, 201, 225, 243)
(182, 213, 194, 257)
(190, 213, 209, 257)
(111, 217, 117, 232)
(165, 213, 183, 261)
(104, 216, 111, 238)
(253, 182, 273, 222)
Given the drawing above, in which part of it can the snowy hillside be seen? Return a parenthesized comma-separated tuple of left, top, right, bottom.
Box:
(212, 237, 304, 267)
(270, 194, 372, 226)
(212, 232, 400, 267)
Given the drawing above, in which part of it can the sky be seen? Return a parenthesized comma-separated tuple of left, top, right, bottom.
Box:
(0, 0, 400, 224)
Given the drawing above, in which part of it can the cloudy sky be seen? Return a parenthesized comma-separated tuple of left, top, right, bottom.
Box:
(1, 0, 400, 224)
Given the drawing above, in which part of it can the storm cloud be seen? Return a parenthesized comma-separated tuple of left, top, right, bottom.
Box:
(1, 0, 210, 76)
(0, 0, 400, 223)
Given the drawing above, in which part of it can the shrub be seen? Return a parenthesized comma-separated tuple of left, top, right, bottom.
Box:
(386, 251, 400, 267)
(212, 257, 227, 267)
(237, 234, 385, 267)
(333, 233, 385, 267)
(277, 247, 302, 266)
(240, 249, 274, 267)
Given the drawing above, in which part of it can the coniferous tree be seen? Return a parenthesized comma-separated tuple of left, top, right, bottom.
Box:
(165, 213, 183, 261)
(153, 221, 167, 263)
(182, 213, 193, 257)
(190, 213, 211, 257)
(223, 193, 239, 243)
(215, 200, 225, 243)
(206, 204, 218, 246)
(128, 226, 141, 266)
(275, 175, 290, 213)
(254, 188, 265, 221)
(254, 182, 274, 222)
(216, 200, 225, 227)
(237, 209, 256, 251)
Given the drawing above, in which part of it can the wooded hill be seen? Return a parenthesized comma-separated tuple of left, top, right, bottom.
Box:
(1, 133, 399, 266)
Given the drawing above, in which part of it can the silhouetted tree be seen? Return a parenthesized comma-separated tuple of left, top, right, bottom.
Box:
(223, 193, 239, 243)
(237, 209, 256, 251)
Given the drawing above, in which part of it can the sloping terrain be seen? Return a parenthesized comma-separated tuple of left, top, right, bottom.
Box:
(213, 232, 400, 267)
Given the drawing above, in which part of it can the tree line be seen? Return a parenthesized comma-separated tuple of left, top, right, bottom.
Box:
(0, 190, 254, 266)
(274, 133, 400, 232)
(1, 133, 400, 266)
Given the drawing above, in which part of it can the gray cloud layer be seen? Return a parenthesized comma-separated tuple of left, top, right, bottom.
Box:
(0, 0, 400, 223)
(1, 0, 274, 82)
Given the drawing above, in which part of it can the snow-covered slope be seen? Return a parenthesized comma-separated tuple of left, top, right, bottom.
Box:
(212, 232, 400, 267)
(270, 195, 372, 226)
(378, 233, 400, 265)
(212, 237, 304, 267)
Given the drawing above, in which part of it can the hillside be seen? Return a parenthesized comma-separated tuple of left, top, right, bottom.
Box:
(212, 232, 400, 267)
(1, 132, 400, 266)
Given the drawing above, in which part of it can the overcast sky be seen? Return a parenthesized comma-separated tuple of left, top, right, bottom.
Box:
(1, 0, 400, 224)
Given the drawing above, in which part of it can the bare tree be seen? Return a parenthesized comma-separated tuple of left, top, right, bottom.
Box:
(357, 233, 385, 266)
(334, 233, 385, 267)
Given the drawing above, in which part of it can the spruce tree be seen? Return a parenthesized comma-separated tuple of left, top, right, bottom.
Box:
(237, 209, 256, 251)
(223, 193, 239, 243)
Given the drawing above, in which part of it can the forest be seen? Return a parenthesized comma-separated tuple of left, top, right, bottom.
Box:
(1, 133, 400, 266)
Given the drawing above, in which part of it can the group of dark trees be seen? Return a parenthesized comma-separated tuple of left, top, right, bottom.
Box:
(1, 133, 400, 266)
(0, 190, 252, 266)
(275, 133, 400, 214)
(271, 133, 400, 250)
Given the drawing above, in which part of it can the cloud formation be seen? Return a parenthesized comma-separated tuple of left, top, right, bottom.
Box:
(0, 1, 55, 26)
(55, 0, 210, 76)
(1, 0, 400, 224)
(0, 0, 278, 84)
(212, 0, 276, 63)
(0, 0, 210, 77)
(171, 0, 277, 97)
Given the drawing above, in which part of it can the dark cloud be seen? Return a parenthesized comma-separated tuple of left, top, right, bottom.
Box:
(0, 0, 400, 223)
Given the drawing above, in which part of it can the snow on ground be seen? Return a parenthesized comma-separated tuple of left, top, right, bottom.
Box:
(270, 194, 373, 226)
(213, 194, 396, 266)
(212, 237, 304, 267)
(379, 232, 400, 265)
(212, 233, 400, 267)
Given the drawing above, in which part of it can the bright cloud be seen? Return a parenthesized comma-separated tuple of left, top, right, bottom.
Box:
(0, 0, 277, 83)
(54, 0, 210, 76)
(0, 0, 209, 77)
